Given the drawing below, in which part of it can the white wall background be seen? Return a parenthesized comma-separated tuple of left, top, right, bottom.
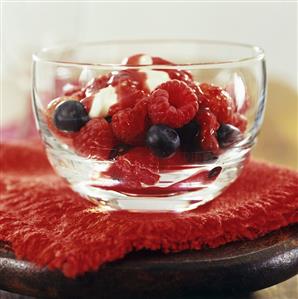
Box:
(2, 1, 298, 125)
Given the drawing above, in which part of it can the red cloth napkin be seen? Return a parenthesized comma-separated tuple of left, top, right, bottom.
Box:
(0, 142, 297, 278)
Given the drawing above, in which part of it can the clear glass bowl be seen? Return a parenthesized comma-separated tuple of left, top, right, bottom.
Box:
(32, 40, 267, 212)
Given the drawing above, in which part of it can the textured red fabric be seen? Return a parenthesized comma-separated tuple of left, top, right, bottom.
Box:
(0, 141, 297, 278)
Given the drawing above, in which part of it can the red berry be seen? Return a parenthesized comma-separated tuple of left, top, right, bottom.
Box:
(73, 118, 115, 160)
(186, 80, 201, 98)
(196, 108, 220, 153)
(83, 70, 149, 117)
(106, 147, 160, 187)
(168, 69, 193, 82)
(198, 83, 248, 132)
(148, 80, 199, 128)
(108, 70, 149, 116)
(110, 70, 149, 93)
(108, 79, 148, 116)
(112, 98, 149, 145)
(198, 83, 236, 124)
(108, 103, 122, 117)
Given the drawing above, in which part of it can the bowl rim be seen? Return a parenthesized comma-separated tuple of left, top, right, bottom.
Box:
(32, 39, 265, 70)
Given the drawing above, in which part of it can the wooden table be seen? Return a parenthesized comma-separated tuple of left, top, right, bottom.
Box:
(0, 275, 297, 299)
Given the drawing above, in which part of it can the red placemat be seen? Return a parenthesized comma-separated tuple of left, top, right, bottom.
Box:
(0, 141, 297, 278)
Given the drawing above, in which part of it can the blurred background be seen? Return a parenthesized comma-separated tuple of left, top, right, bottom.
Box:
(2, 1, 297, 169)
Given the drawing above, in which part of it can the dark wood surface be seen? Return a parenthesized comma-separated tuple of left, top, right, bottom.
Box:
(0, 225, 297, 299)
(1, 276, 297, 299)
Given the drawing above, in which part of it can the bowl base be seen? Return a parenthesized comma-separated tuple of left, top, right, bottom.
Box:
(72, 182, 222, 212)
(88, 198, 204, 212)
(44, 134, 251, 213)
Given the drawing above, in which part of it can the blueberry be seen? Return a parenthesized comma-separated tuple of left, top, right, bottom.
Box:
(217, 124, 241, 148)
(53, 100, 89, 132)
(176, 120, 199, 145)
(146, 125, 180, 158)
(105, 115, 112, 123)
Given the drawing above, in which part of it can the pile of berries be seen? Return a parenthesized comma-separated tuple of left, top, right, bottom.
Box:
(46, 54, 248, 187)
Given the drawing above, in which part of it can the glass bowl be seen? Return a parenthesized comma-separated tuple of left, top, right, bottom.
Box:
(32, 40, 267, 212)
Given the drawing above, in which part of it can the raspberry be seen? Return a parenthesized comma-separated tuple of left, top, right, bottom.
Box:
(84, 74, 111, 97)
(73, 118, 115, 160)
(148, 80, 199, 128)
(112, 98, 149, 145)
(198, 83, 236, 124)
(169, 69, 193, 83)
(196, 108, 220, 153)
(108, 103, 122, 117)
(110, 70, 148, 93)
(84, 69, 148, 99)
(107, 70, 149, 117)
(46, 97, 78, 145)
(186, 80, 201, 98)
(83, 70, 149, 118)
(198, 83, 248, 132)
(108, 80, 148, 116)
(106, 147, 160, 187)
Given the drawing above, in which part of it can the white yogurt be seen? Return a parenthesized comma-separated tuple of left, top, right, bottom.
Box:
(144, 70, 170, 91)
(88, 85, 118, 118)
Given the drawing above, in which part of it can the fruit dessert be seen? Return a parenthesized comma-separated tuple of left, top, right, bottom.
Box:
(45, 54, 249, 195)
